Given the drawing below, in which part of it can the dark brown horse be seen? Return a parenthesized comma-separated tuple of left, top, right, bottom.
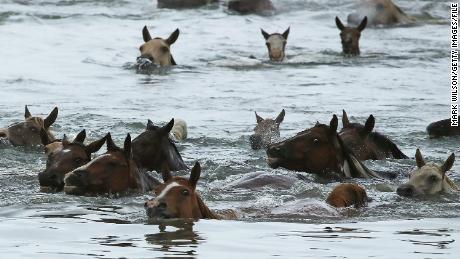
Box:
(347, 0, 415, 27)
(267, 114, 381, 179)
(39, 129, 107, 192)
(145, 162, 221, 220)
(250, 109, 285, 150)
(157, 0, 217, 9)
(340, 110, 408, 160)
(335, 16, 367, 56)
(63, 133, 160, 196)
(0, 106, 58, 146)
(427, 119, 460, 138)
(261, 28, 290, 62)
(138, 26, 179, 67)
(326, 183, 368, 208)
(132, 119, 188, 173)
(228, 0, 275, 15)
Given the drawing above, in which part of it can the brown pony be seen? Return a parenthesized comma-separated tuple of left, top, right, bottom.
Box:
(228, 0, 275, 15)
(157, 0, 217, 9)
(340, 110, 408, 160)
(397, 149, 458, 197)
(132, 119, 188, 173)
(335, 16, 367, 56)
(250, 109, 285, 150)
(427, 119, 460, 138)
(39, 129, 107, 192)
(63, 133, 160, 196)
(347, 0, 415, 27)
(326, 183, 368, 208)
(138, 26, 179, 67)
(145, 162, 220, 220)
(267, 114, 381, 179)
(261, 27, 290, 62)
(0, 106, 58, 146)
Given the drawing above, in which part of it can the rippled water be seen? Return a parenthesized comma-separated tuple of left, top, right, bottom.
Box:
(0, 0, 458, 258)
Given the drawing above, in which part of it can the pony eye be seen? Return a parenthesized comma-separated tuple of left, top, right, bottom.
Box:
(181, 189, 190, 196)
(313, 138, 319, 144)
(429, 175, 439, 183)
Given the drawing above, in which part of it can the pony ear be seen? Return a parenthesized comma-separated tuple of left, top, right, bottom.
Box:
(363, 115, 375, 135)
(85, 134, 107, 154)
(275, 109, 285, 124)
(40, 128, 51, 145)
(357, 16, 368, 32)
(282, 27, 290, 39)
(73, 129, 86, 143)
(255, 112, 264, 123)
(330, 114, 338, 133)
(142, 26, 152, 42)
(261, 29, 270, 40)
(166, 28, 180, 45)
(415, 148, 426, 168)
(315, 121, 320, 126)
(161, 163, 172, 183)
(189, 162, 201, 190)
(162, 119, 174, 134)
(25, 105, 32, 119)
(44, 107, 58, 128)
(147, 119, 155, 130)
(123, 134, 132, 160)
(441, 153, 455, 172)
(335, 17, 345, 31)
(106, 133, 118, 151)
(342, 110, 350, 128)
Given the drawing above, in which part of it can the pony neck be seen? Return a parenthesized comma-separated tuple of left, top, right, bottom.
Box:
(195, 194, 220, 220)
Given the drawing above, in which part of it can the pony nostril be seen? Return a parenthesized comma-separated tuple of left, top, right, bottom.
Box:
(144, 202, 148, 208)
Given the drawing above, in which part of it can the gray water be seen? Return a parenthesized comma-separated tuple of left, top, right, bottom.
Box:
(0, 0, 459, 258)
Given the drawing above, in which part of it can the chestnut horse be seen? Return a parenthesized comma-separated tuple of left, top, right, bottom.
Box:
(39, 129, 107, 192)
(427, 119, 460, 138)
(347, 0, 415, 27)
(63, 133, 160, 196)
(0, 105, 58, 146)
(326, 183, 368, 208)
(132, 119, 188, 173)
(340, 110, 408, 160)
(228, 0, 275, 15)
(145, 162, 221, 220)
(267, 114, 381, 179)
(138, 26, 179, 67)
(261, 27, 290, 62)
(335, 16, 367, 56)
(157, 0, 217, 9)
(397, 149, 458, 197)
(250, 109, 285, 150)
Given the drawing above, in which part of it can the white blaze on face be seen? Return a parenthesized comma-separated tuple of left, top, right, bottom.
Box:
(156, 182, 182, 201)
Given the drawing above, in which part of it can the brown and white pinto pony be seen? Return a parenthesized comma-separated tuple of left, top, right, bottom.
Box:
(397, 149, 458, 197)
(228, 0, 275, 15)
(335, 16, 367, 56)
(327, 183, 368, 208)
(267, 114, 382, 179)
(250, 109, 285, 150)
(39, 129, 107, 192)
(340, 110, 408, 160)
(145, 162, 220, 220)
(63, 133, 160, 196)
(138, 26, 180, 67)
(0, 106, 58, 146)
(427, 119, 460, 138)
(261, 27, 290, 62)
(347, 0, 415, 27)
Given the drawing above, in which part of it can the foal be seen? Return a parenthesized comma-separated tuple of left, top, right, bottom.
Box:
(250, 109, 285, 150)
(327, 183, 368, 208)
(335, 16, 367, 56)
(64, 134, 159, 195)
(347, 0, 415, 27)
(0, 106, 58, 146)
(427, 119, 460, 138)
(261, 28, 290, 62)
(397, 149, 458, 197)
(267, 115, 381, 179)
(145, 162, 220, 220)
(138, 26, 180, 67)
(39, 129, 107, 192)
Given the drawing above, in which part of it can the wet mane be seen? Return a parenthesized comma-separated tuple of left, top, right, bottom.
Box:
(195, 194, 220, 219)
